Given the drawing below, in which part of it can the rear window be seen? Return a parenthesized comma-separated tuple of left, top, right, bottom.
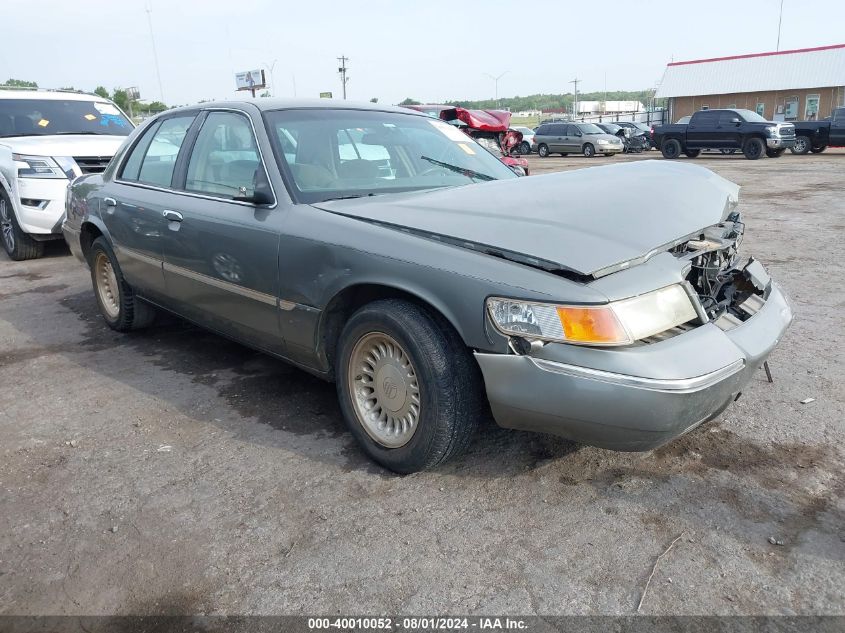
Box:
(0, 98, 133, 137)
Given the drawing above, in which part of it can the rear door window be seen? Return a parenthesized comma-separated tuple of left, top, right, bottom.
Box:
(121, 115, 195, 187)
(692, 111, 719, 125)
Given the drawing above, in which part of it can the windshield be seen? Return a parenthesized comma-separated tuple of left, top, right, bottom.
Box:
(266, 109, 517, 203)
(734, 109, 768, 123)
(578, 124, 605, 135)
(0, 98, 133, 137)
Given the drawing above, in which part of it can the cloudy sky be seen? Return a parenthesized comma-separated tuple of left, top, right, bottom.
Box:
(2, 0, 844, 106)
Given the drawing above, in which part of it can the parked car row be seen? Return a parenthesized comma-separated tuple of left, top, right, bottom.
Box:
(532, 122, 624, 158)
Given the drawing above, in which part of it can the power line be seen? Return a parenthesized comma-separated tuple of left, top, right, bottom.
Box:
(337, 56, 349, 99)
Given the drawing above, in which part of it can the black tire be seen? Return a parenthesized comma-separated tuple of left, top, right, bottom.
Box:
(661, 138, 682, 159)
(684, 149, 701, 158)
(790, 136, 810, 154)
(766, 148, 785, 158)
(583, 143, 595, 158)
(743, 137, 765, 160)
(810, 146, 827, 154)
(519, 141, 530, 155)
(88, 237, 156, 332)
(537, 143, 549, 158)
(0, 189, 44, 261)
(335, 299, 483, 474)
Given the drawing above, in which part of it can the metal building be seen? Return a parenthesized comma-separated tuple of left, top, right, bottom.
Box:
(656, 44, 845, 123)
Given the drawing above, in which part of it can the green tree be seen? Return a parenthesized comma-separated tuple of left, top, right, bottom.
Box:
(111, 88, 129, 112)
(370, 97, 378, 103)
(147, 101, 168, 113)
(3, 78, 38, 88)
(399, 97, 420, 105)
(94, 86, 110, 99)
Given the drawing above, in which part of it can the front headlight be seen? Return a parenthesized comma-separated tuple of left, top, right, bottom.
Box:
(597, 139, 610, 145)
(765, 126, 779, 137)
(13, 154, 67, 179)
(486, 284, 698, 346)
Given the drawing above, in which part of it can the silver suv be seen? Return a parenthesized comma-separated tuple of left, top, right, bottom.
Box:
(533, 122, 623, 158)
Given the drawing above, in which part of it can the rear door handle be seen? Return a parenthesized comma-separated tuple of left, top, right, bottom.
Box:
(162, 210, 183, 222)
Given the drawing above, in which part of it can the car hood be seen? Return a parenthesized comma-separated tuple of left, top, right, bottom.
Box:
(0, 135, 127, 157)
(311, 160, 740, 277)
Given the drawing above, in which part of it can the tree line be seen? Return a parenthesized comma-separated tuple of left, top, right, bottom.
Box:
(2, 79, 169, 117)
(399, 90, 659, 111)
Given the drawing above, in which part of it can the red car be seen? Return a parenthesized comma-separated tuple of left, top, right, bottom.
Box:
(402, 104, 530, 175)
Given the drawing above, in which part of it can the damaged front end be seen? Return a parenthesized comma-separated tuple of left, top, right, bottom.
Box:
(672, 211, 772, 331)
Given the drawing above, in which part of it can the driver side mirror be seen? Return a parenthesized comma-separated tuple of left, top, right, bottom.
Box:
(233, 167, 274, 205)
(731, 118, 742, 125)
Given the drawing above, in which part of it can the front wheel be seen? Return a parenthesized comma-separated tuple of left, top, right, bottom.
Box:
(766, 148, 785, 158)
(743, 137, 765, 160)
(0, 189, 44, 261)
(684, 149, 701, 158)
(88, 237, 156, 332)
(810, 145, 827, 154)
(537, 143, 549, 158)
(336, 299, 482, 473)
(661, 138, 682, 159)
(583, 143, 595, 158)
(790, 136, 811, 154)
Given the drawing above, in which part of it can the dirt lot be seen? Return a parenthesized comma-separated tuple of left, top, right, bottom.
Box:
(1, 150, 843, 616)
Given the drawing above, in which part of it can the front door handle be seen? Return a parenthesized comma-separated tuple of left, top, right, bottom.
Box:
(103, 197, 116, 207)
(162, 210, 183, 222)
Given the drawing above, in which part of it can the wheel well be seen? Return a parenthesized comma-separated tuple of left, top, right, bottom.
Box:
(319, 284, 462, 379)
(79, 222, 103, 261)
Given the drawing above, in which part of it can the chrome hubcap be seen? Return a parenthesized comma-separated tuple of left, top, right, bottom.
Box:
(795, 138, 807, 152)
(94, 252, 121, 319)
(0, 199, 14, 252)
(348, 332, 421, 448)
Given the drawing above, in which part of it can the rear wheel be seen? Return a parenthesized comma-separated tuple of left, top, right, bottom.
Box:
(336, 299, 482, 473)
(766, 148, 785, 158)
(790, 136, 810, 154)
(0, 189, 44, 261)
(537, 143, 549, 158)
(519, 141, 530, 155)
(88, 237, 156, 332)
(583, 143, 595, 158)
(743, 137, 765, 160)
(684, 149, 701, 158)
(810, 145, 827, 154)
(661, 138, 682, 159)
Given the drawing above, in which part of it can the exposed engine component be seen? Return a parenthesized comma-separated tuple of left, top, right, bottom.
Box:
(673, 212, 769, 326)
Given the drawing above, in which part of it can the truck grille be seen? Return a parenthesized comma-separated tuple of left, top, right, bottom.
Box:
(74, 156, 112, 174)
(780, 126, 795, 138)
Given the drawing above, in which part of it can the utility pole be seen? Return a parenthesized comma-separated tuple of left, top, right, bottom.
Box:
(337, 56, 349, 99)
(776, 0, 784, 51)
(570, 78, 580, 120)
(144, 0, 165, 102)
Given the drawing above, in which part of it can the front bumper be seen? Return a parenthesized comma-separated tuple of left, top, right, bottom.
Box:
(767, 138, 795, 149)
(475, 282, 793, 451)
(598, 145, 624, 154)
(61, 222, 85, 263)
(14, 177, 69, 235)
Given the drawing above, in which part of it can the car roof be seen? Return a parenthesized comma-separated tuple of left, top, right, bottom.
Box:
(0, 89, 113, 103)
(166, 98, 422, 116)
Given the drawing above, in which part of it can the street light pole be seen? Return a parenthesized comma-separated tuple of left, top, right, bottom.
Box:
(338, 56, 349, 99)
(483, 71, 508, 107)
(570, 78, 580, 120)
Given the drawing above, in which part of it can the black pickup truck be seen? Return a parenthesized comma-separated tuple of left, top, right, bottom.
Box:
(791, 106, 845, 154)
(652, 108, 796, 160)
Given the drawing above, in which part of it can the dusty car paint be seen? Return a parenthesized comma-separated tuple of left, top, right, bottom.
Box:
(63, 99, 792, 457)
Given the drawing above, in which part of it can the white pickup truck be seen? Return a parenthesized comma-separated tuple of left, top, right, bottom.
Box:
(0, 89, 134, 260)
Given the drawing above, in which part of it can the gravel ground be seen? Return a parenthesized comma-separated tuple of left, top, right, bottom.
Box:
(0, 150, 843, 616)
